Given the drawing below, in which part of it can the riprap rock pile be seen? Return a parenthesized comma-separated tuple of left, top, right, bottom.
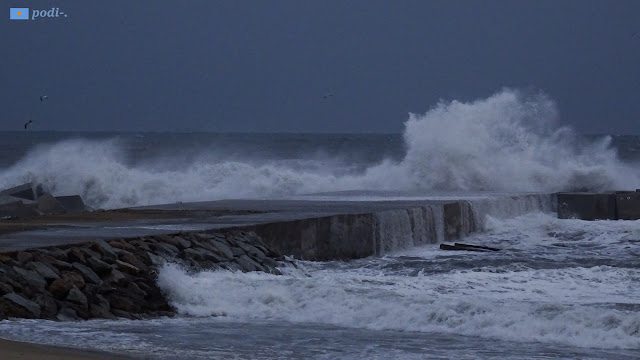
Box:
(0, 230, 283, 321)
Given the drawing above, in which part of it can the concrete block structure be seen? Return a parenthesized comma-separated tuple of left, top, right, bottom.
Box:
(616, 192, 640, 220)
(557, 192, 617, 220)
(557, 191, 640, 220)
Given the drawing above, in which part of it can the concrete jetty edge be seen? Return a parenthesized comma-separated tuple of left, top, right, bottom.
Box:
(0, 194, 555, 321)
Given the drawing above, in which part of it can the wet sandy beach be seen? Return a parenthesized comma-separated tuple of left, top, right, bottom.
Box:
(0, 338, 133, 359)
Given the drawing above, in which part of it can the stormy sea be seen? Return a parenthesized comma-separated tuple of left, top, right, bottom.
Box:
(0, 90, 639, 359)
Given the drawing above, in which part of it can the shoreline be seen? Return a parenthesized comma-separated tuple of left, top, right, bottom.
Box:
(0, 338, 133, 359)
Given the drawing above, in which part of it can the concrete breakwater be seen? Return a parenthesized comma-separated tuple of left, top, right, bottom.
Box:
(0, 230, 282, 321)
(0, 182, 90, 219)
(0, 193, 555, 320)
(557, 191, 640, 220)
(247, 194, 555, 260)
(245, 202, 475, 261)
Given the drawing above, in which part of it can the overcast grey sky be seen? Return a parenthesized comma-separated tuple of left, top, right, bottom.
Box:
(1, 1, 639, 133)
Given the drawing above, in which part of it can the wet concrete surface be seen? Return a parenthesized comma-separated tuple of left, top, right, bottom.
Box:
(0, 199, 455, 252)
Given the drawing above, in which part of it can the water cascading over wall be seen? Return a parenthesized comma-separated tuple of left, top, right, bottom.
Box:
(469, 193, 557, 227)
(373, 194, 557, 256)
(374, 205, 442, 255)
(249, 194, 556, 260)
(373, 201, 478, 255)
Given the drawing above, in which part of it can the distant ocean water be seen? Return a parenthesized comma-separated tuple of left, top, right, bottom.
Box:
(0, 89, 639, 359)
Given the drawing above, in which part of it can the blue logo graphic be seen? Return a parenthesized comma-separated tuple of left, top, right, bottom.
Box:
(9, 8, 29, 20)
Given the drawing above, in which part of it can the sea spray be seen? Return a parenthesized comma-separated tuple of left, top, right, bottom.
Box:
(396, 89, 639, 192)
(1, 89, 638, 209)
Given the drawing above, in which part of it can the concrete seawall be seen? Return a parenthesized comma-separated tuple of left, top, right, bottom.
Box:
(0, 193, 556, 320)
(557, 191, 640, 220)
(245, 202, 476, 261)
(245, 194, 555, 260)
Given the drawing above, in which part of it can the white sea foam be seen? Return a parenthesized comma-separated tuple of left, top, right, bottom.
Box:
(395, 90, 640, 192)
(155, 212, 640, 350)
(156, 261, 640, 350)
(396, 211, 640, 265)
(1, 89, 638, 208)
(0, 213, 637, 357)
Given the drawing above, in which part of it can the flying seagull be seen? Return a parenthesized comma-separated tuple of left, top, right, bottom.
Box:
(24, 120, 33, 130)
(40, 95, 48, 102)
(322, 93, 334, 100)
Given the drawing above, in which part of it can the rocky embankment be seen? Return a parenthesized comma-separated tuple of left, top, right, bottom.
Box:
(0, 230, 283, 321)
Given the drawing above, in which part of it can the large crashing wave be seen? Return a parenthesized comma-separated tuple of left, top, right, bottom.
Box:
(393, 89, 639, 191)
(1, 89, 638, 208)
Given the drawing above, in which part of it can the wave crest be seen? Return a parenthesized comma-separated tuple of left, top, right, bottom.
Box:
(398, 89, 637, 191)
(1, 89, 638, 208)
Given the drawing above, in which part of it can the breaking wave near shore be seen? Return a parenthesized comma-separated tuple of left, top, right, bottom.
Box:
(153, 211, 640, 352)
(1, 89, 638, 209)
(157, 264, 640, 350)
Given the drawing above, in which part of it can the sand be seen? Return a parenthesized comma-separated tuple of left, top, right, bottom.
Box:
(0, 338, 133, 359)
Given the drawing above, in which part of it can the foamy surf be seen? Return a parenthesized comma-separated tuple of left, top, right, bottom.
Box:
(150, 211, 640, 351)
(0, 212, 638, 359)
(1, 89, 639, 209)
(156, 263, 640, 350)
